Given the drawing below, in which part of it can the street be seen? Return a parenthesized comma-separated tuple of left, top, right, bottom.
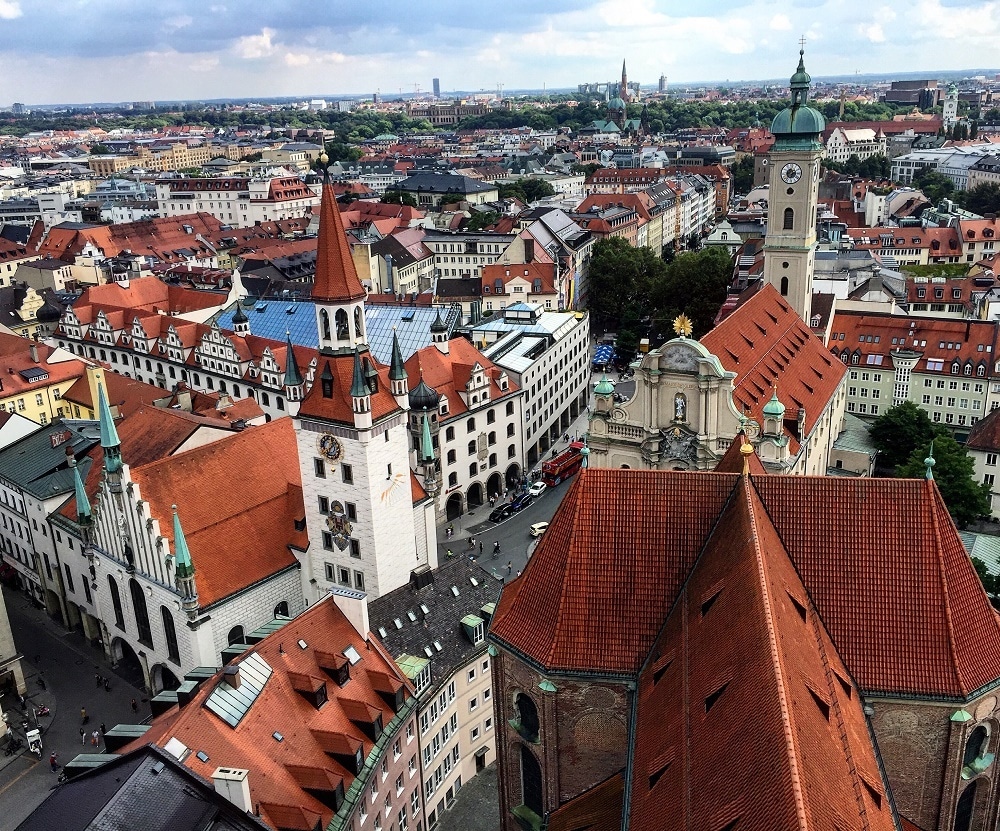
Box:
(0, 587, 147, 827)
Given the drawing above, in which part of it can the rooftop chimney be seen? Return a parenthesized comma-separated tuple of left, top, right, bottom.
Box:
(223, 664, 241, 689)
(29, 343, 38, 363)
(329, 586, 369, 639)
(212, 767, 252, 812)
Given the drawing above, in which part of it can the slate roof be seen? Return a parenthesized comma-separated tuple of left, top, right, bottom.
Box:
(15, 744, 270, 831)
(387, 172, 495, 196)
(700, 284, 846, 453)
(0, 417, 99, 500)
(368, 557, 504, 695)
(965, 403, 1000, 452)
(490, 466, 1000, 700)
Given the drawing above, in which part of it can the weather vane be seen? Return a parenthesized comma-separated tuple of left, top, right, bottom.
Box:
(672, 313, 693, 338)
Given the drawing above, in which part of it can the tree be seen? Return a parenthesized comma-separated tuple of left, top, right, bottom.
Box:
(648, 247, 733, 339)
(585, 237, 664, 335)
(868, 401, 938, 472)
(730, 155, 755, 195)
(897, 435, 991, 528)
(519, 178, 556, 203)
(913, 166, 955, 206)
(571, 162, 601, 177)
(89, 143, 111, 155)
(381, 191, 418, 208)
(465, 211, 499, 232)
(961, 182, 1000, 216)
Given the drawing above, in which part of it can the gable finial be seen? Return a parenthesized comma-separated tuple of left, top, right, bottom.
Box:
(925, 440, 936, 480)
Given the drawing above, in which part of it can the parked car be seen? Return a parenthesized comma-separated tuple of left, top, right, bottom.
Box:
(489, 504, 513, 523)
(529, 522, 549, 538)
(528, 481, 547, 497)
(510, 493, 534, 513)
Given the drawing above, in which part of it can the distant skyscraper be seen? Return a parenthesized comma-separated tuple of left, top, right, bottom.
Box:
(658, 74, 667, 93)
(11, 103, 24, 115)
(433, 78, 441, 98)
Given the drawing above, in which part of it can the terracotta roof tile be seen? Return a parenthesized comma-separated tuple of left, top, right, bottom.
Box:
(966, 405, 1000, 451)
(297, 352, 400, 425)
(311, 180, 366, 303)
(701, 284, 846, 451)
(548, 773, 624, 831)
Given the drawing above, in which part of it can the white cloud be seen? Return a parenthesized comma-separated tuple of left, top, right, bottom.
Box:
(861, 23, 886, 42)
(164, 15, 193, 31)
(235, 28, 276, 60)
(770, 13, 792, 31)
(0, 0, 22, 20)
(284, 52, 310, 66)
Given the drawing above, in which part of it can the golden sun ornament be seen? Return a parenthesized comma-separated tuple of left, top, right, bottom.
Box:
(672, 314, 693, 338)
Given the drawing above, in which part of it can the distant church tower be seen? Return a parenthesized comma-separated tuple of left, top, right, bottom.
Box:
(762, 47, 825, 325)
(943, 84, 959, 132)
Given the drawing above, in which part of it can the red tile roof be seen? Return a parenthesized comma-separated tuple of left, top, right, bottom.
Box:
(548, 773, 624, 831)
(311, 179, 366, 303)
(628, 476, 896, 831)
(490, 467, 1000, 699)
(700, 284, 846, 451)
(297, 353, 401, 426)
(130, 597, 414, 831)
(966, 405, 1000, 451)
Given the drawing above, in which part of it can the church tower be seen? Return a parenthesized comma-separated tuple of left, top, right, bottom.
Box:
(943, 83, 959, 132)
(313, 154, 368, 354)
(762, 47, 825, 325)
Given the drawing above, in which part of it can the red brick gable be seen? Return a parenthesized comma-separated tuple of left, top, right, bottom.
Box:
(700, 283, 846, 451)
(628, 476, 895, 830)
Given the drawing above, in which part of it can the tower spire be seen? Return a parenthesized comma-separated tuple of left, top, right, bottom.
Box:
(389, 328, 409, 406)
(70, 455, 91, 524)
(312, 156, 367, 304)
(97, 383, 123, 493)
(172, 504, 199, 620)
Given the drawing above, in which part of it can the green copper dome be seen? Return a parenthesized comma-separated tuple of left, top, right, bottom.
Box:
(595, 374, 615, 396)
(770, 49, 825, 140)
(608, 97, 626, 111)
(762, 389, 785, 419)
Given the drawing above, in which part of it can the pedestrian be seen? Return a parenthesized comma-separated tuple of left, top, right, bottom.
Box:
(80, 727, 85, 745)
(80, 706, 88, 724)
(91, 730, 99, 748)
(507, 560, 512, 575)
(130, 698, 138, 715)
(479, 541, 483, 557)
(49, 752, 58, 772)
(100, 722, 106, 736)
(104, 677, 110, 692)
(95, 673, 102, 687)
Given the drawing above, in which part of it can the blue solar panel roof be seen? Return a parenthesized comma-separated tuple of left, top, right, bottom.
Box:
(212, 300, 460, 364)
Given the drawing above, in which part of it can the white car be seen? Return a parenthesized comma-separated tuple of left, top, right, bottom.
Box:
(529, 522, 549, 538)
(528, 481, 547, 497)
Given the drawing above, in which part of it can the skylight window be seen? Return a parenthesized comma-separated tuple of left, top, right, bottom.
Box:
(407, 611, 417, 622)
(451, 586, 460, 597)
(298, 639, 308, 649)
(196, 751, 209, 763)
(273, 731, 284, 742)
(424, 647, 433, 658)
(420, 604, 430, 615)
(433, 641, 443, 652)
(378, 627, 387, 639)
(343, 645, 362, 665)
(394, 618, 404, 629)
(470, 577, 479, 587)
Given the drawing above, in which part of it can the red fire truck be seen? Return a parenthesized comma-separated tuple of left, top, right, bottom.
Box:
(541, 441, 585, 486)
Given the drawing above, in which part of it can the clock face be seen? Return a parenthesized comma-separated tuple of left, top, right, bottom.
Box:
(318, 433, 344, 463)
(780, 163, 802, 184)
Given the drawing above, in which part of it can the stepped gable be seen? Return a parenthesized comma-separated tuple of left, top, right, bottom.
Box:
(628, 475, 895, 831)
(311, 178, 366, 303)
(130, 418, 306, 606)
(701, 283, 845, 453)
(755, 476, 1000, 699)
(131, 597, 413, 831)
(402, 338, 517, 418)
(489, 470, 739, 675)
(297, 351, 400, 425)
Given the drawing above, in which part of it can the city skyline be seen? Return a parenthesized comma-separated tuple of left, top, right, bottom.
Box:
(1, 0, 999, 106)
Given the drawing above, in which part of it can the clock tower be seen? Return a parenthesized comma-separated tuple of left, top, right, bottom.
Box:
(762, 47, 825, 325)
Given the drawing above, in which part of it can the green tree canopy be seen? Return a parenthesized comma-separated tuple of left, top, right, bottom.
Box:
(649, 247, 733, 339)
(585, 237, 664, 335)
(465, 211, 499, 231)
(897, 436, 990, 528)
(381, 191, 418, 208)
(913, 166, 955, 205)
(868, 400, 938, 472)
(961, 182, 1000, 216)
(730, 155, 755, 195)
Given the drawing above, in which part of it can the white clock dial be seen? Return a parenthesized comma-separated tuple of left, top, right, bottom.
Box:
(780, 163, 802, 184)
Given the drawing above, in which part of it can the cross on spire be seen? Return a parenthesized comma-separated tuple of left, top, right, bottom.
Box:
(799, 35, 807, 52)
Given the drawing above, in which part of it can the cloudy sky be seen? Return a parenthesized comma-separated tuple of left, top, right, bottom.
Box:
(1, 0, 998, 105)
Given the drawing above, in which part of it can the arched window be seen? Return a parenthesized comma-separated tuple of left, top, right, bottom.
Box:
(963, 725, 989, 768)
(354, 306, 364, 341)
(780, 276, 789, 296)
(108, 576, 124, 630)
(515, 692, 539, 742)
(783, 207, 794, 230)
(320, 309, 331, 341)
(954, 780, 977, 831)
(161, 606, 179, 663)
(274, 601, 289, 618)
(227, 625, 245, 646)
(129, 578, 152, 647)
(520, 745, 543, 817)
(335, 309, 349, 340)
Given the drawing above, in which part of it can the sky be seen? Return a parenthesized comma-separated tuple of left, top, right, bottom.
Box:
(1, 0, 999, 105)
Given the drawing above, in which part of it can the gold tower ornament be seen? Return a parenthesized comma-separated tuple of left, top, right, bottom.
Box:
(672, 314, 693, 338)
